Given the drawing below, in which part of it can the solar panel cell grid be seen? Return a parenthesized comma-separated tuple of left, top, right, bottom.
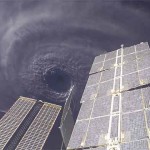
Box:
(91, 96, 111, 118)
(123, 46, 135, 55)
(16, 103, 61, 150)
(0, 98, 35, 149)
(121, 139, 149, 150)
(122, 72, 140, 91)
(89, 62, 103, 74)
(77, 99, 94, 120)
(93, 54, 105, 64)
(137, 50, 150, 70)
(146, 110, 150, 128)
(103, 58, 116, 70)
(105, 50, 117, 60)
(97, 80, 114, 97)
(67, 120, 89, 149)
(86, 72, 101, 86)
(139, 67, 150, 85)
(101, 69, 115, 82)
(136, 42, 149, 52)
(81, 84, 98, 103)
(121, 111, 147, 142)
(142, 87, 150, 108)
(68, 42, 150, 150)
(85, 117, 109, 147)
(124, 53, 136, 62)
(122, 60, 137, 75)
(122, 89, 143, 113)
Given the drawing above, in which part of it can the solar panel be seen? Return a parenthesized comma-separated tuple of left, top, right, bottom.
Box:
(67, 42, 150, 150)
(139, 67, 150, 85)
(85, 116, 109, 147)
(15, 102, 61, 150)
(60, 108, 74, 148)
(81, 84, 98, 103)
(89, 62, 103, 74)
(0, 97, 61, 150)
(0, 97, 36, 149)
(91, 96, 111, 118)
(93, 54, 105, 64)
(123, 45, 135, 55)
(77, 98, 94, 120)
(60, 87, 75, 147)
(121, 139, 149, 150)
(67, 120, 89, 149)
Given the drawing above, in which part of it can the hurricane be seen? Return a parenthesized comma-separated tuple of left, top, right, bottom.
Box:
(0, 1, 150, 149)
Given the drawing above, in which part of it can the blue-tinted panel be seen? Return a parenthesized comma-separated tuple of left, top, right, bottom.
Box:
(122, 60, 137, 75)
(90, 62, 104, 74)
(101, 69, 115, 82)
(136, 42, 149, 52)
(142, 87, 150, 108)
(137, 50, 150, 70)
(77, 99, 94, 121)
(122, 111, 147, 142)
(98, 80, 114, 97)
(87, 72, 101, 86)
(121, 139, 149, 150)
(103, 58, 116, 70)
(92, 96, 111, 118)
(85, 117, 109, 147)
(122, 72, 139, 91)
(139, 68, 150, 85)
(122, 89, 143, 113)
(105, 51, 116, 60)
(67, 120, 89, 149)
(123, 46, 135, 55)
(123, 53, 136, 63)
(93, 54, 105, 64)
(81, 84, 98, 103)
(146, 109, 150, 128)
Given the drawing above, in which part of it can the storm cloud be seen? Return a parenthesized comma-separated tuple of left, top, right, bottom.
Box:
(0, 0, 150, 149)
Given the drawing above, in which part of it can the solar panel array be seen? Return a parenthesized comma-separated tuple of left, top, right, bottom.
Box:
(67, 42, 150, 150)
(16, 102, 61, 150)
(0, 97, 36, 149)
(0, 97, 61, 150)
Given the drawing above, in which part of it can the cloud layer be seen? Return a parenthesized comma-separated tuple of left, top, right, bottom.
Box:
(0, 1, 150, 149)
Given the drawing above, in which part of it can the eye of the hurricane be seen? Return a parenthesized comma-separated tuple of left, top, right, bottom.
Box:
(43, 68, 72, 93)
